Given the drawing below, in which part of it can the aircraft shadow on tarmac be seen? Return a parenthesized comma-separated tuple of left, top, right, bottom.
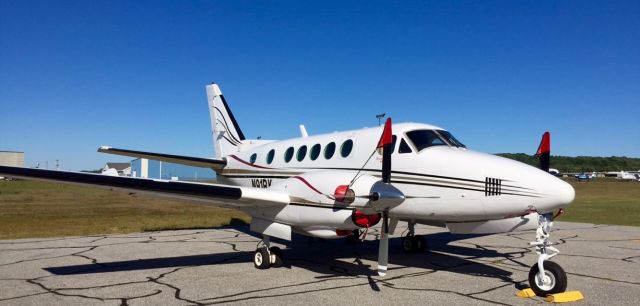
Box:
(44, 226, 517, 287)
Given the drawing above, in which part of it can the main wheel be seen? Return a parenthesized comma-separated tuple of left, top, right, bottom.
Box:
(413, 235, 427, 252)
(254, 247, 271, 269)
(269, 246, 283, 268)
(401, 236, 414, 253)
(528, 261, 567, 296)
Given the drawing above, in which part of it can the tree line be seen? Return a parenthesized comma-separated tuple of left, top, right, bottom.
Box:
(497, 153, 640, 173)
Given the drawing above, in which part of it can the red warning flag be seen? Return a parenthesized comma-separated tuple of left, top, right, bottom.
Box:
(535, 131, 551, 156)
(377, 118, 393, 148)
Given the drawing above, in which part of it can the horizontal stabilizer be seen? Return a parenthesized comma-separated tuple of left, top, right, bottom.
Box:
(0, 166, 289, 209)
(98, 147, 226, 170)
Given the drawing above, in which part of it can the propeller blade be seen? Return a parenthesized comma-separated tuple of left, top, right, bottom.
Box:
(535, 131, 550, 172)
(377, 118, 393, 183)
(377, 210, 389, 276)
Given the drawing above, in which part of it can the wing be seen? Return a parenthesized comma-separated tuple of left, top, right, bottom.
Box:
(0, 166, 288, 209)
(97, 146, 226, 170)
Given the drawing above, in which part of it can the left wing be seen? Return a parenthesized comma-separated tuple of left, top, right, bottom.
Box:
(0, 166, 288, 209)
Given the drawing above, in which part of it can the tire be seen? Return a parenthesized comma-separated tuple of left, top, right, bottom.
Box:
(413, 235, 427, 252)
(254, 247, 271, 269)
(401, 236, 414, 253)
(528, 261, 567, 296)
(269, 246, 283, 268)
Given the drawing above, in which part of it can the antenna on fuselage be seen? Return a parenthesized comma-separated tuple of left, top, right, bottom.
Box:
(376, 113, 386, 126)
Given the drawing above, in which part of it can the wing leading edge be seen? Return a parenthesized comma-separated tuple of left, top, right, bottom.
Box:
(0, 166, 289, 209)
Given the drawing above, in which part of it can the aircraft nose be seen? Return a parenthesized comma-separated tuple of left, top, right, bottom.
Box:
(553, 179, 575, 207)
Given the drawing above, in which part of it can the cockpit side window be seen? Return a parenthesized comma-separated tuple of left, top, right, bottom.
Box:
(405, 130, 448, 152)
(399, 138, 412, 153)
(436, 130, 466, 148)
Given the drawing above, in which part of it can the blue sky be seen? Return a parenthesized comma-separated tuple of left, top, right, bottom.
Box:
(1, 0, 639, 170)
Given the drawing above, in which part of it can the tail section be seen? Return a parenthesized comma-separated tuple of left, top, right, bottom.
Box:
(206, 83, 246, 158)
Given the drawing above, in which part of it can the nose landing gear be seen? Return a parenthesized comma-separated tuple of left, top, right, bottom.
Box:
(528, 212, 567, 296)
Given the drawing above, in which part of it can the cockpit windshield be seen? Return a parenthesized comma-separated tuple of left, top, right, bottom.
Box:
(405, 130, 448, 152)
(405, 129, 466, 152)
(436, 130, 466, 148)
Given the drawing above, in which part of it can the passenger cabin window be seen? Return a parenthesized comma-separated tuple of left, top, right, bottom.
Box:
(340, 140, 353, 157)
(310, 144, 321, 160)
(250, 153, 257, 164)
(266, 149, 275, 164)
(297, 145, 307, 161)
(284, 147, 294, 162)
(405, 130, 448, 152)
(399, 138, 412, 153)
(437, 130, 466, 148)
(324, 142, 336, 159)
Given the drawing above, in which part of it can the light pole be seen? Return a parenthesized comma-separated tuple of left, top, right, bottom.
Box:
(376, 113, 386, 126)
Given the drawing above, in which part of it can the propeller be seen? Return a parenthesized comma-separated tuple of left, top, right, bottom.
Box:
(535, 131, 550, 172)
(371, 118, 404, 276)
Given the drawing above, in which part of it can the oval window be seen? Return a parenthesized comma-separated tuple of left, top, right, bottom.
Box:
(250, 153, 257, 164)
(340, 139, 353, 158)
(284, 147, 294, 163)
(266, 149, 275, 164)
(310, 144, 321, 160)
(324, 142, 336, 159)
(297, 145, 307, 162)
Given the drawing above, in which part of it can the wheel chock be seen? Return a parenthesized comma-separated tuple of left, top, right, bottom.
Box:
(516, 288, 536, 298)
(545, 291, 584, 303)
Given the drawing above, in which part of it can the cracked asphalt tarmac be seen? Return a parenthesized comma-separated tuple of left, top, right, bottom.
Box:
(1, 221, 639, 305)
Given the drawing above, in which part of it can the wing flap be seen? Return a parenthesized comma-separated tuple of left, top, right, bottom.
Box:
(0, 166, 288, 208)
(98, 147, 226, 170)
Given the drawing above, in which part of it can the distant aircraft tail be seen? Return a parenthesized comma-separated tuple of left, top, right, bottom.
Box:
(206, 83, 246, 158)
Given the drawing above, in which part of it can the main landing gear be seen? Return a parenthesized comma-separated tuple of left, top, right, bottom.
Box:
(254, 236, 283, 269)
(401, 221, 427, 253)
(528, 212, 567, 296)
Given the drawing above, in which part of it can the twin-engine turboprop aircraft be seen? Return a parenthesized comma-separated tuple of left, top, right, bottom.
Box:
(0, 83, 575, 297)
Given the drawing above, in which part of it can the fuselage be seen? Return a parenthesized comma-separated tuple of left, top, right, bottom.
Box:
(216, 122, 575, 223)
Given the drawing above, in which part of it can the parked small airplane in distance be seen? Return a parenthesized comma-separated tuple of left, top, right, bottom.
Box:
(618, 171, 640, 181)
(0, 83, 575, 297)
(575, 172, 595, 182)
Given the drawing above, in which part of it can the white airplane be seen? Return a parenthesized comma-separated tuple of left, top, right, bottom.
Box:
(0, 83, 575, 297)
(618, 171, 640, 181)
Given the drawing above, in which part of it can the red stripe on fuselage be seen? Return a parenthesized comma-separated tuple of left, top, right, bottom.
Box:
(229, 155, 273, 169)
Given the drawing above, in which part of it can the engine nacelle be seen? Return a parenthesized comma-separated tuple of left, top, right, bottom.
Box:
(352, 209, 381, 228)
(295, 226, 353, 239)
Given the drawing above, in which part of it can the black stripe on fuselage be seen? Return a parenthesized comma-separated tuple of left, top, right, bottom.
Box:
(221, 173, 542, 198)
(284, 167, 535, 191)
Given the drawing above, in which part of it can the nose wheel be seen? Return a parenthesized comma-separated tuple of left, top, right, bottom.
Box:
(529, 261, 567, 296)
(528, 212, 568, 296)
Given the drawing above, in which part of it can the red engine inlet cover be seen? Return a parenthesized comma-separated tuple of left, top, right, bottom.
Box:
(352, 209, 381, 228)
